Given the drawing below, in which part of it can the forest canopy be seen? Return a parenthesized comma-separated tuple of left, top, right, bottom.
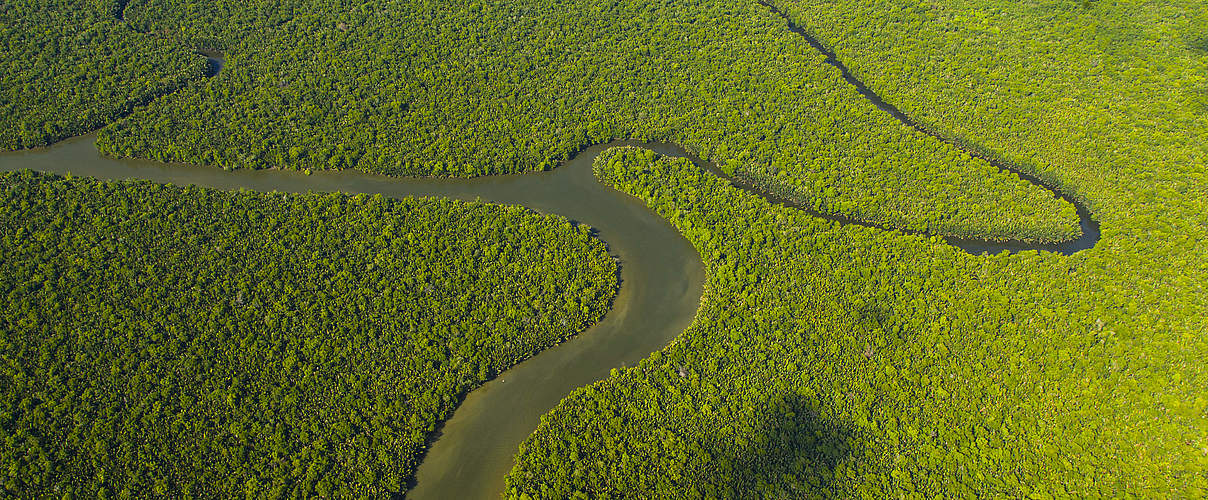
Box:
(507, 146, 1207, 497)
(502, 0, 1208, 494)
(0, 170, 617, 496)
(78, 0, 1079, 241)
(0, 0, 207, 149)
(1, 0, 1206, 497)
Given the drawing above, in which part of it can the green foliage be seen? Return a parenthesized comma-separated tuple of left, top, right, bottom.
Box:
(0, 170, 617, 496)
(507, 147, 1208, 497)
(508, 0, 1205, 492)
(87, 0, 1075, 241)
(5, 0, 1208, 495)
(770, 0, 1208, 216)
(1192, 35, 1208, 55)
(0, 0, 207, 149)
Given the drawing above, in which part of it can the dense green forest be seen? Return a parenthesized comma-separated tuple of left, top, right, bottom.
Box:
(772, 0, 1208, 216)
(0, 0, 208, 149)
(0, 170, 616, 496)
(507, 147, 1206, 497)
(506, 1, 1208, 495)
(2, 0, 1207, 497)
(83, 0, 1077, 242)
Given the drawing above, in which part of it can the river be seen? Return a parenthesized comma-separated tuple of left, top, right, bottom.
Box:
(0, 4, 1098, 496)
(0, 134, 706, 499)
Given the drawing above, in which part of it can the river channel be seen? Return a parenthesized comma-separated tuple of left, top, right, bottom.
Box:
(0, 134, 707, 499)
(0, 4, 1099, 496)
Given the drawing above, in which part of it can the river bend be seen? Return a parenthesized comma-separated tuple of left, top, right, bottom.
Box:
(0, 3, 1100, 498)
(0, 136, 707, 499)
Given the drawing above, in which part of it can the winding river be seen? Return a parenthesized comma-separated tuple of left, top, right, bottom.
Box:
(0, 4, 1098, 498)
(0, 134, 707, 499)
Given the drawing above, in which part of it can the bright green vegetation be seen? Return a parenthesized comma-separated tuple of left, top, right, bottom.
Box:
(87, 0, 1077, 242)
(772, 0, 1208, 218)
(0, 170, 617, 496)
(0, 0, 207, 150)
(508, 3, 1208, 494)
(4, 0, 1207, 496)
(507, 147, 1207, 497)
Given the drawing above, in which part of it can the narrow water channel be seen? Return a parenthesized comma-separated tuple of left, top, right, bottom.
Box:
(753, 0, 1099, 254)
